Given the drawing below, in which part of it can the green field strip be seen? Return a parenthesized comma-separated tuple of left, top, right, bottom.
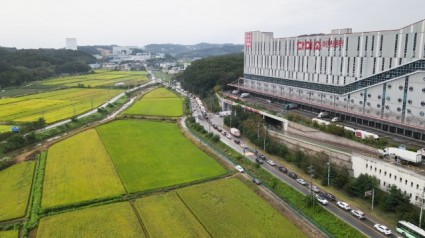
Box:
(41, 129, 126, 208)
(134, 192, 211, 238)
(96, 120, 226, 193)
(37, 202, 145, 238)
(0, 161, 36, 222)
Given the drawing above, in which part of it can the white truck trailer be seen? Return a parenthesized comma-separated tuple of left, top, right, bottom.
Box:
(380, 147, 422, 164)
(230, 128, 241, 137)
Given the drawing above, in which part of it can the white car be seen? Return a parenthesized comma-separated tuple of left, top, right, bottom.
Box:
(296, 178, 307, 185)
(266, 160, 276, 166)
(350, 209, 365, 220)
(315, 195, 328, 205)
(374, 224, 392, 235)
(226, 134, 232, 139)
(235, 165, 244, 173)
(308, 185, 320, 193)
(240, 143, 247, 148)
(336, 201, 351, 211)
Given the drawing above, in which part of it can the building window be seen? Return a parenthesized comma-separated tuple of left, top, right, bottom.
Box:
(384, 171, 387, 176)
(379, 169, 381, 174)
(366, 164, 368, 168)
(377, 95, 381, 99)
(389, 173, 392, 178)
(398, 98, 402, 103)
(408, 100, 412, 105)
(409, 87, 413, 91)
(387, 84, 392, 89)
(411, 182, 413, 187)
(418, 184, 420, 189)
(421, 102, 425, 107)
(367, 94, 371, 98)
(395, 175, 397, 180)
(399, 85, 403, 90)
(397, 107, 401, 112)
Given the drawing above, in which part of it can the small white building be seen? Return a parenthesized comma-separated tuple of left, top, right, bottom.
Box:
(65, 38, 77, 50)
(352, 153, 425, 206)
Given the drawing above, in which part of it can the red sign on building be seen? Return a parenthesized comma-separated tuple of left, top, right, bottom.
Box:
(297, 41, 305, 50)
(245, 32, 252, 48)
(297, 39, 344, 51)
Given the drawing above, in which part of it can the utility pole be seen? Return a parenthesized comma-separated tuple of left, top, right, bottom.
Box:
(307, 165, 315, 205)
(371, 189, 375, 210)
(327, 159, 331, 186)
(420, 188, 425, 228)
(257, 122, 260, 138)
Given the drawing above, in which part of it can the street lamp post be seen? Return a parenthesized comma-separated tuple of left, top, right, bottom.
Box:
(263, 124, 267, 151)
(257, 122, 260, 138)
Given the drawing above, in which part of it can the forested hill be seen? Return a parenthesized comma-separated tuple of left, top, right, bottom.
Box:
(0, 47, 96, 87)
(176, 53, 243, 97)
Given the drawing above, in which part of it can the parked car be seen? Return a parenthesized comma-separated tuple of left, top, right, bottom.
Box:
(226, 134, 232, 139)
(350, 210, 366, 220)
(316, 195, 328, 205)
(252, 178, 262, 185)
(234, 139, 240, 144)
(217, 128, 222, 132)
(323, 192, 336, 201)
(288, 172, 298, 179)
(259, 155, 266, 160)
(278, 166, 288, 173)
(253, 149, 259, 155)
(308, 185, 320, 193)
(296, 178, 307, 185)
(221, 131, 227, 136)
(235, 165, 244, 173)
(240, 143, 247, 148)
(336, 201, 351, 211)
(331, 117, 341, 122)
(266, 160, 276, 166)
(374, 224, 392, 236)
(255, 158, 264, 164)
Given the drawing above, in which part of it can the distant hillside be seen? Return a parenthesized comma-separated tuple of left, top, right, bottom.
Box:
(77, 45, 115, 55)
(0, 47, 96, 87)
(144, 43, 243, 59)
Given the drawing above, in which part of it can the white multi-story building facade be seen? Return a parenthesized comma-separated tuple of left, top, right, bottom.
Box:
(233, 20, 425, 142)
(65, 38, 77, 50)
(352, 154, 425, 205)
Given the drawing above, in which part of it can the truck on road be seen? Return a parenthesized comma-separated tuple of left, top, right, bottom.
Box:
(380, 147, 422, 164)
(240, 93, 250, 98)
(230, 128, 241, 137)
(219, 111, 232, 117)
(284, 103, 298, 110)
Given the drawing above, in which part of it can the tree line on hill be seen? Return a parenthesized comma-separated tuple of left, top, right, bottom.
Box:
(0, 47, 96, 87)
(176, 53, 243, 98)
(145, 43, 243, 59)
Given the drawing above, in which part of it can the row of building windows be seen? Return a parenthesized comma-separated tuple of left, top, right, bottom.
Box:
(365, 163, 424, 200)
(246, 55, 408, 80)
(248, 33, 420, 59)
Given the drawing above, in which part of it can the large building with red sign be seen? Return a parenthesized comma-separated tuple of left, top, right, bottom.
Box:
(231, 20, 425, 142)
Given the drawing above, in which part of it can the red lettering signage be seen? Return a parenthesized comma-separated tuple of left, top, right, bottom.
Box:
(297, 39, 344, 51)
(245, 32, 252, 48)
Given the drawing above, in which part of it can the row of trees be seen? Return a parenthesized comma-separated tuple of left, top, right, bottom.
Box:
(0, 47, 96, 87)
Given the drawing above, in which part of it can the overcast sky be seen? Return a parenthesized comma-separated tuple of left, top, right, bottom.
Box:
(1, 0, 424, 49)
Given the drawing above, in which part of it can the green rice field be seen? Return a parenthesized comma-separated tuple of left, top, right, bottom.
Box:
(37, 202, 144, 238)
(0, 230, 19, 238)
(177, 178, 306, 237)
(42, 129, 126, 208)
(40, 71, 149, 88)
(134, 192, 210, 238)
(96, 120, 226, 193)
(0, 88, 123, 123)
(0, 125, 11, 133)
(125, 87, 183, 117)
(0, 161, 35, 221)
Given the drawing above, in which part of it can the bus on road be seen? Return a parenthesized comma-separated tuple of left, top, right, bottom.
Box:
(396, 220, 425, 238)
